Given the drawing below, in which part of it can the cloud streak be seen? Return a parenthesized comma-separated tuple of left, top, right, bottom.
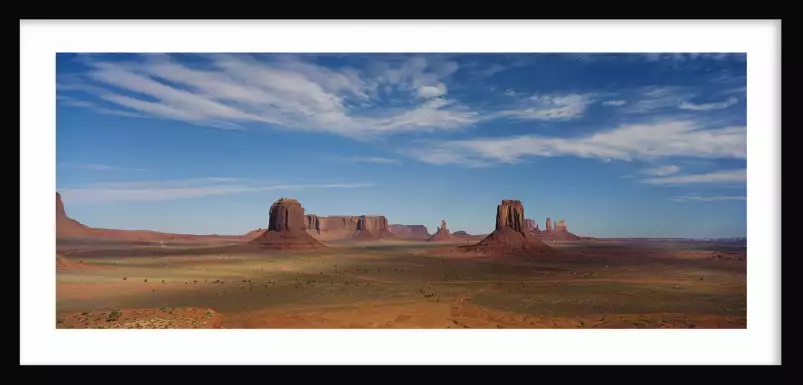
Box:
(642, 168, 746, 185)
(59, 177, 373, 203)
(602, 100, 627, 107)
(408, 120, 745, 166)
(642, 165, 680, 176)
(343, 156, 402, 165)
(61, 163, 153, 172)
(679, 97, 738, 111)
(672, 195, 746, 202)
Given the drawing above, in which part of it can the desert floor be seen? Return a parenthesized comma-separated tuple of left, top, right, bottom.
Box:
(55, 240, 746, 329)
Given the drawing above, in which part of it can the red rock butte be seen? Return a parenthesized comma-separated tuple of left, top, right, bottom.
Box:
(473, 199, 554, 253)
(248, 197, 325, 250)
(496, 200, 525, 232)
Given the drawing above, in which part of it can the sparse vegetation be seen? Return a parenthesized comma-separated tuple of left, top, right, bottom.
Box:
(56, 239, 745, 329)
(106, 310, 122, 322)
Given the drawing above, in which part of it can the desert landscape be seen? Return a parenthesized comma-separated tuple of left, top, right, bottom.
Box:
(54, 52, 747, 330)
(56, 193, 746, 329)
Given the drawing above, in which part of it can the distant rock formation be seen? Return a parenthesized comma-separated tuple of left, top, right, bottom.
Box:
(452, 231, 471, 237)
(354, 215, 396, 241)
(472, 200, 553, 253)
(305, 214, 396, 241)
(428, 219, 453, 242)
(388, 224, 430, 239)
(248, 198, 324, 250)
(525, 218, 538, 232)
(56, 191, 264, 244)
(545, 217, 553, 232)
(532, 217, 581, 241)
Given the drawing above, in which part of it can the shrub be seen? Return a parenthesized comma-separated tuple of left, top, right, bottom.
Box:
(107, 310, 122, 322)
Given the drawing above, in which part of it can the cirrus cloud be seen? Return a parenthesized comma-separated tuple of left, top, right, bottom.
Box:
(407, 120, 745, 166)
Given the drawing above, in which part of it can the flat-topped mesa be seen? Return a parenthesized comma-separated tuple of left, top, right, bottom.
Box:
(302, 214, 395, 240)
(545, 217, 553, 232)
(354, 215, 396, 240)
(388, 224, 430, 239)
(357, 215, 389, 232)
(495, 200, 525, 232)
(268, 197, 306, 233)
(555, 219, 568, 233)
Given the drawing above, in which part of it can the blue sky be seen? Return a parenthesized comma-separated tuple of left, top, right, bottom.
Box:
(55, 53, 747, 238)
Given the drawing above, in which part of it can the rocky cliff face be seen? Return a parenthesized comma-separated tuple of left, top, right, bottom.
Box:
(304, 214, 396, 240)
(268, 198, 306, 233)
(495, 200, 525, 232)
(388, 224, 430, 239)
(525, 218, 537, 231)
(306, 214, 321, 233)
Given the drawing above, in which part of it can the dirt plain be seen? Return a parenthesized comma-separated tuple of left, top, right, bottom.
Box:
(56, 237, 746, 329)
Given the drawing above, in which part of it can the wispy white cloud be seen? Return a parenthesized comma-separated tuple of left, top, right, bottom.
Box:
(473, 63, 506, 78)
(408, 120, 745, 166)
(679, 97, 738, 111)
(343, 156, 402, 165)
(642, 168, 746, 185)
(78, 177, 245, 190)
(621, 86, 694, 114)
(672, 195, 746, 202)
(58, 54, 480, 138)
(416, 83, 447, 99)
(61, 163, 153, 172)
(642, 165, 680, 176)
(602, 100, 627, 107)
(492, 93, 597, 121)
(59, 177, 373, 203)
(641, 53, 745, 62)
(58, 95, 147, 119)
